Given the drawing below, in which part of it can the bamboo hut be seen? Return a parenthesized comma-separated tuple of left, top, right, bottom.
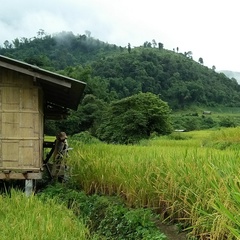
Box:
(0, 55, 86, 180)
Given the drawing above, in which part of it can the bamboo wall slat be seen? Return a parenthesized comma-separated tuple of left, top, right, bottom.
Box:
(0, 68, 43, 173)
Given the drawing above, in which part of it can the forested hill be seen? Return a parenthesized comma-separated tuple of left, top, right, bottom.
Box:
(1, 31, 240, 109)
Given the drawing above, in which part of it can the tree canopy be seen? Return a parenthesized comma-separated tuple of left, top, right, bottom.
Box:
(96, 92, 172, 144)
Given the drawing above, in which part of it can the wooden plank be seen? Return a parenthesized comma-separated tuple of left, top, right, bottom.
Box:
(0, 143, 2, 167)
(0, 89, 2, 111)
(33, 113, 40, 137)
(0, 110, 39, 113)
(0, 62, 71, 88)
(0, 69, 33, 87)
(0, 137, 40, 140)
(0, 172, 42, 179)
(0, 167, 41, 171)
(33, 140, 41, 168)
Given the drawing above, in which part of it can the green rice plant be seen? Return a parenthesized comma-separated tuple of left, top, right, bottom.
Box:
(44, 135, 56, 142)
(203, 127, 240, 150)
(211, 176, 240, 239)
(66, 128, 240, 239)
(0, 190, 92, 240)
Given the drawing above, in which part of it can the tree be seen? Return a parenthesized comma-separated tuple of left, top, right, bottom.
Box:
(198, 57, 204, 64)
(184, 51, 192, 59)
(143, 41, 148, 48)
(158, 42, 163, 50)
(3, 40, 11, 49)
(96, 92, 172, 144)
(152, 39, 157, 48)
(147, 42, 152, 48)
(128, 43, 131, 53)
(56, 94, 107, 136)
(37, 29, 45, 38)
(12, 38, 20, 48)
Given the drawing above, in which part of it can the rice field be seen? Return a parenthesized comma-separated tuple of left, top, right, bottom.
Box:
(67, 128, 240, 239)
(2, 128, 240, 239)
(0, 190, 91, 240)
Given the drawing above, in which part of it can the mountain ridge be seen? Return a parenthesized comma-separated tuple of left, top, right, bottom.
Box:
(219, 70, 240, 84)
(1, 31, 240, 109)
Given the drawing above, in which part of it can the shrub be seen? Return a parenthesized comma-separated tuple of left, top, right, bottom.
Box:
(218, 117, 236, 128)
(39, 184, 166, 240)
(71, 131, 101, 144)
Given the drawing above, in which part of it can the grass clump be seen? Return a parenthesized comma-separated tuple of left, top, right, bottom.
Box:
(0, 189, 91, 240)
(39, 184, 166, 240)
(202, 127, 240, 150)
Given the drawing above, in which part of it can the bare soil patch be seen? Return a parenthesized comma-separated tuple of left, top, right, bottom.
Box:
(158, 223, 188, 240)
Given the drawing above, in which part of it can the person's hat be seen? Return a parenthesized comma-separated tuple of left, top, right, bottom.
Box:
(57, 132, 67, 140)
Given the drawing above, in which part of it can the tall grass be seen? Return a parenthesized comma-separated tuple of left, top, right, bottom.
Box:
(67, 128, 240, 239)
(0, 190, 91, 240)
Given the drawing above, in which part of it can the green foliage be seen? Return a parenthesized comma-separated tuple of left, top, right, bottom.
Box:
(44, 120, 61, 136)
(202, 127, 240, 150)
(39, 184, 166, 240)
(96, 92, 173, 144)
(91, 48, 240, 109)
(71, 131, 101, 144)
(201, 116, 216, 129)
(2, 31, 240, 112)
(52, 94, 107, 136)
(167, 132, 191, 140)
(0, 31, 120, 70)
(171, 114, 218, 131)
(218, 116, 237, 128)
(98, 205, 166, 239)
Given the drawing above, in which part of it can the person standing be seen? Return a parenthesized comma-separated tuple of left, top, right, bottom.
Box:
(51, 132, 68, 179)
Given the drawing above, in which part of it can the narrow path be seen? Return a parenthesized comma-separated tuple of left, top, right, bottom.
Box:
(158, 223, 187, 240)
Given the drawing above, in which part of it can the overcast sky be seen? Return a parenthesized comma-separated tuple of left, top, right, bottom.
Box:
(1, 0, 240, 72)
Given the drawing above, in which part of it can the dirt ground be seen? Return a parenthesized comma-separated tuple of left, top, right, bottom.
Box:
(158, 223, 188, 240)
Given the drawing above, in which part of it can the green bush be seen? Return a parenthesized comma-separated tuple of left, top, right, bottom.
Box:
(96, 92, 172, 144)
(167, 132, 191, 140)
(39, 184, 166, 240)
(98, 205, 166, 239)
(71, 131, 101, 144)
(218, 117, 236, 128)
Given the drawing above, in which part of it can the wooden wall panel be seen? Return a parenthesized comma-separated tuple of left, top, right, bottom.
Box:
(19, 140, 34, 166)
(2, 87, 20, 111)
(0, 69, 43, 176)
(21, 88, 38, 110)
(2, 141, 19, 168)
(2, 113, 20, 137)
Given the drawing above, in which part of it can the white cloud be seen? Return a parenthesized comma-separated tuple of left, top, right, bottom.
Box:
(0, 0, 240, 71)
